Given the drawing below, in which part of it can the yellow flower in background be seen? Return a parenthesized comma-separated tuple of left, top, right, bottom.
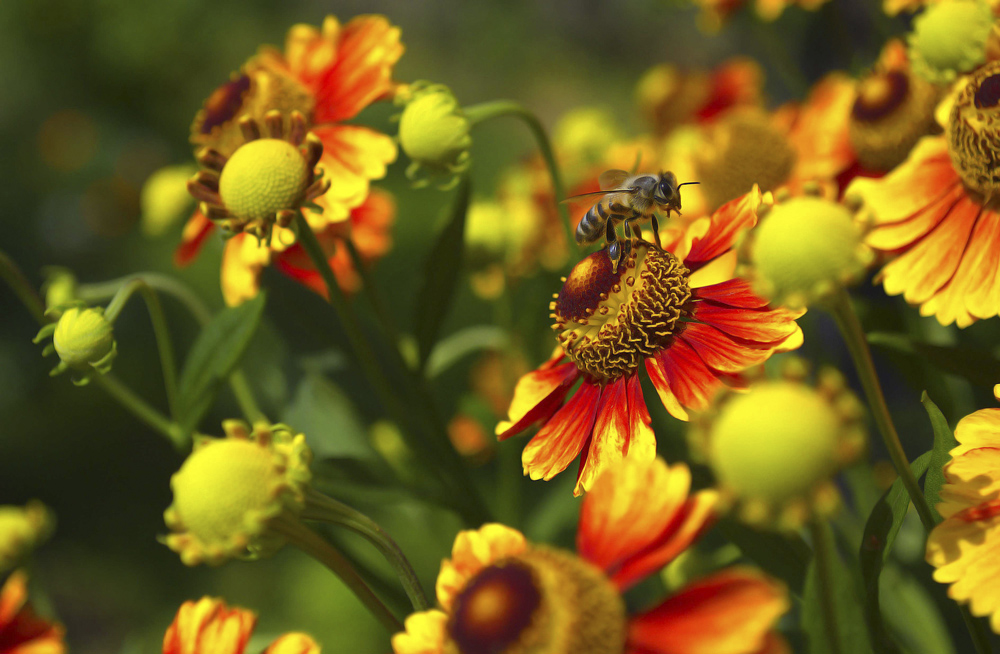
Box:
(907, 0, 994, 83)
(164, 597, 320, 654)
(927, 386, 1000, 633)
(0, 501, 53, 574)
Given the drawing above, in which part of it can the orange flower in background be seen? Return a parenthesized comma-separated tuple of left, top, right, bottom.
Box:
(847, 62, 1000, 327)
(392, 457, 789, 654)
(0, 570, 65, 654)
(695, 0, 830, 31)
(497, 187, 803, 495)
(164, 597, 319, 654)
(926, 386, 1000, 633)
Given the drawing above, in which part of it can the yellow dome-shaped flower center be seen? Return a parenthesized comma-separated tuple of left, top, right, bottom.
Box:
(445, 547, 625, 654)
(552, 244, 691, 383)
(219, 139, 309, 223)
(694, 112, 796, 211)
(948, 62, 1000, 199)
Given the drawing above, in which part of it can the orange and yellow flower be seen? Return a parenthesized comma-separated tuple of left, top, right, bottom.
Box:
(164, 597, 319, 654)
(392, 457, 789, 654)
(497, 187, 803, 495)
(178, 15, 402, 305)
(926, 385, 1000, 633)
(0, 571, 65, 654)
(847, 61, 1000, 327)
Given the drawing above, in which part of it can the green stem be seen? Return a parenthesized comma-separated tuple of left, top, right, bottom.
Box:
(829, 288, 937, 531)
(809, 518, 844, 654)
(104, 280, 179, 419)
(272, 516, 403, 633)
(293, 212, 488, 525)
(342, 237, 404, 356)
(93, 374, 187, 450)
(304, 489, 431, 612)
(464, 100, 579, 255)
(0, 249, 45, 323)
(79, 273, 265, 424)
(959, 606, 993, 654)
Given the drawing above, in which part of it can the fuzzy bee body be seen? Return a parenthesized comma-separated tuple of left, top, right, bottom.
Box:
(571, 169, 694, 272)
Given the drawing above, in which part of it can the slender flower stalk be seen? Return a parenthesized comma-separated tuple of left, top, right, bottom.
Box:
(302, 488, 431, 612)
(342, 236, 405, 358)
(93, 374, 187, 449)
(0, 250, 45, 325)
(828, 287, 936, 531)
(809, 518, 844, 654)
(463, 100, 579, 255)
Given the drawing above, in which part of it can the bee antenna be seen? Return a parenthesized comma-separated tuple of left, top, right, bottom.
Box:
(676, 182, 700, 188)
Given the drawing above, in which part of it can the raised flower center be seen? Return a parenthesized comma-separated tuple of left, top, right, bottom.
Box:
(219, 139, 310, 222)
(948, 63, 1000, 199)
(445, 547, 626, 654)
(552, 244, 692, 383)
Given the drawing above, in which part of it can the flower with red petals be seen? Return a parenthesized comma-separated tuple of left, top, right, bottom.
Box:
(0, 571, 65, 654)
(391, 457, 789, 654)
(497, 187, 803, 495)
(164, 597, 319, 654)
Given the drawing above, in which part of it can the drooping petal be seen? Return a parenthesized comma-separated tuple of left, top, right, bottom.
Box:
(576, 377, 630, 496)
(311, 124, 398, 224)
(692, 298, 801, 345)
(522, 380, 602, 482)
(577, 458, 718, 591)
(220, 234, 271, 307)
(0, 571, 65, 654)
(284, 16, 403, 124)
(680, 322, 773, 374)
(175, 211, 215, 267)
(495, 356, 579, 440)
(162, 597, 256, 654)
(683, 187, 761, 268)
(627, 567, 789, 654)
(648, 339, 721, 414)
(687, 277, 770, 309)
(435, 525, 527, 611)
(645, 355, 690, 421)
(625, 373, 657, 463)
(390, 610, 448, 654)
(865, 182, 964, 252)
(263, 633, 320, 654)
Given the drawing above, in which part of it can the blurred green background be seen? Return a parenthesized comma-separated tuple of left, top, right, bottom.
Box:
(4, 1, 996, 653)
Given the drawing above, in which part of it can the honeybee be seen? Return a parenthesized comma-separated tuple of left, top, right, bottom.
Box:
(569, 169, 698, 272)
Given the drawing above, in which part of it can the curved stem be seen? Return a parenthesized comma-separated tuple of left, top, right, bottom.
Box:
(304, 489, 431, 612)
(464, 100, 579, 255)
(104, 280, 179, 419)
(809, 518, 844, 654)
(829, 288, 937, 531)
(272, 516, 403, 633)
(342, 237, 404, 355)
(0, 250, 44, 324)
(93, 374, 187, 450)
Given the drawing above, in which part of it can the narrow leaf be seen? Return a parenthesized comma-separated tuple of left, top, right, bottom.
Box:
(282, 373, 372, 459)
(920, 391, 957, 523)
(859, 451, 931, 654)
(868, 332, 1000, 386)
(176, 293, 266, 432)
(425, 325, 509, 378)
(414, 176, 471, 370)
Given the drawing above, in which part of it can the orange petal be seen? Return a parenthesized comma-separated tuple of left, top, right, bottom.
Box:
(684, 187, 761, 269)
(391, 610, 448, 654)
(785, 73, 855, 182)
(175, 210, 215, 267)
(693, 300, 800, 345)
(349, 188, 396, 262)
(0, 570, 65, 654)
(649, 339, 721, 413)
(680, 323, 772, 374)
(627, 567, 789, 654)
(435, 525, 527, 611)
(163, 597, 256, 654)
(312, 124, 398, 224)
(645, 354, 690, 421)
(220, 235, 270, 307)
(522, 380, 601, 482)
(577, 458, 719, 591)
(496, 357, 579, 440)
(576, 377, 630, 496)
(690, 278, 769, 308)
(866, 181, 964, 252)
(625, 373, 657, 463)
(263, 634, 320, 654)
(846, 136, 957, 226)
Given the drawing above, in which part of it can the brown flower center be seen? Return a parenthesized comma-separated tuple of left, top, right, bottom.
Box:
(849, 69, 940, 171)
(445, 547, 626, 654)
(948, 63, 1000, 198)
(552, 244, 691, 383)
(694, 112, 796, 211)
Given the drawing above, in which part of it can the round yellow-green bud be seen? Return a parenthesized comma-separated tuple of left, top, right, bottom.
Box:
(398, 83, 472, 187)
(219, 139, 309, 223)
(749, 196, 872, 309)
(908, 0, 994, 83)
(141, 164, 197, 236)
(163, 421, 312, 566)
(53, 307, 116, 372)
(0, 501, 54, 573)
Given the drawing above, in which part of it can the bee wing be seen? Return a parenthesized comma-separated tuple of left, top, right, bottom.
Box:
(560, 189, 634, 204)
(598, 169, 630, 190)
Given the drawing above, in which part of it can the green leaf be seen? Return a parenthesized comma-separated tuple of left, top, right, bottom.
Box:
(868, 332, 1000, 386)
(425, 325, 508, 378)
(921, 392, 957, 523)
(803, 521, 875, 654)
(716, 518, 811, 594)
(282, 373, 372, 459)
(414, 175, 471, 370)
(879, 563, 956, 654)
(859, 451, 931, 654)
(176, 293, 266, 432)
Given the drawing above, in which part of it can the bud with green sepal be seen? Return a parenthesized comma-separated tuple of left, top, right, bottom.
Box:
(33, 303, 118, 386)
(396, 82, 472, 189)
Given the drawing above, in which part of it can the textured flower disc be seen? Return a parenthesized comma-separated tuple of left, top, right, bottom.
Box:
(445, 547, 625, 654)
(552, 244, 691, 383)
(219, 139, 310, 223)
(849, 69, 940, 171)
(948, 61, 1000, 198)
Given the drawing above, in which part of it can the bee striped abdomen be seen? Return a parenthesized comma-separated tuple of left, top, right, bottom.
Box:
(576, 199, 611, 244)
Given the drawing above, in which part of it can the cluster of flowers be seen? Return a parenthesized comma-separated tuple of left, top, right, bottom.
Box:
(12, 1, 1000, 653)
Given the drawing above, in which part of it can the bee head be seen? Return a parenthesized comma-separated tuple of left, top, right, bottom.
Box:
(653, 171, 680, 208)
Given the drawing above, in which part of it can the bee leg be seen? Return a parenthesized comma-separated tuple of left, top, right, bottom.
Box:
(605, 220, 620, 273)
(650, 213, 663, 250)
(608, 238, 630, 273)
(627, 218, 643, 243)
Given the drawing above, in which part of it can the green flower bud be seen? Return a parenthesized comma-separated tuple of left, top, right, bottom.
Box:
(398, 83, 472, 189)
(141, 164, 197, 236)
(908, 0, 994, 83)
(35, 306, 117, 384)
(41, 267, 78, 316)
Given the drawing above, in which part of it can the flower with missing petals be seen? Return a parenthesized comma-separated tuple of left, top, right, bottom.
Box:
(392, 457, 789, 654)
